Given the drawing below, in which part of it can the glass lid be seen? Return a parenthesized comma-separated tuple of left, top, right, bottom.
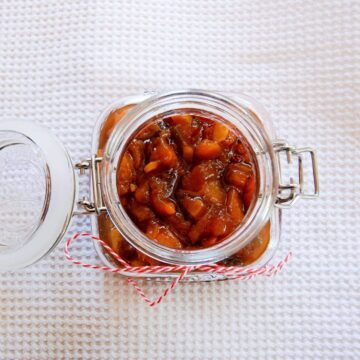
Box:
(0, 120, 76, 271)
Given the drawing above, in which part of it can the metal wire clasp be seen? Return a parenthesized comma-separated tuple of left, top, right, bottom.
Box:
(274, 141, 319, 208)
(75, 156, 106, 215)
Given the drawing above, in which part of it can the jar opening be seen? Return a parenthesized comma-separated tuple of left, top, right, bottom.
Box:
(102, 90, 278, 265)
(116, 108, 260, 251)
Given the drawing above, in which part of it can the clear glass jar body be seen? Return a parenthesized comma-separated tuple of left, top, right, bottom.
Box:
(91, 90, 283, 280)
(0, 90, 318, 275)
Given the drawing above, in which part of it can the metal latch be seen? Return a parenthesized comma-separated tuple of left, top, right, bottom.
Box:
(75, 156, 106, 215)
(274, 141, 319, 208)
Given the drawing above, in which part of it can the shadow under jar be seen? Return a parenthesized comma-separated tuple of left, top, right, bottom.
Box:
(84, 90, 319, 281)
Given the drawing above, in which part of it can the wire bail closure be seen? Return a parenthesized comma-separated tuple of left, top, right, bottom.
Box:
(274, 141, 319, 208)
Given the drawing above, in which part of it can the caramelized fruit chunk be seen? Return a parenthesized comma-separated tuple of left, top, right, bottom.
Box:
(181, 166, 206, 192)
(181, 161, 222, 192)
(195, 140, 222, 160)
(99, 105, 133, 150)
(127, 199, 155, 223)
(146, 221, 183, 249)
(211, 123, 229, 142)
(225, 163, 253, 190)
(134, 180, 150, 204)
(144, 160, 161, 173)
(181, 197, 207, 220)
(149, 176, 176, 216)
(151, 196, 176, 216)
(128, 139, 145, 169)
(234, 140, 252, 163)
(207, 215, 229, 237)
(171, 120, 202, 145)
(165, 212, 192, 240)
(202, 179, 226, 205)
(107, 226, 123, 254)
(232, 221, 271, 265)
(117, 151, 136, 195)
(221, 128, 237, 148)
(188, 211, 211, 243)
(243, 176, 256, 210)
(168, 114, 193, 126)
(226, 188, 245, 224)
(146, 132, 178, 171)
(137, 122, 161, 140)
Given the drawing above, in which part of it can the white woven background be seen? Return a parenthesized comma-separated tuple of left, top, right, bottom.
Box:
(0, 1, 359, 359)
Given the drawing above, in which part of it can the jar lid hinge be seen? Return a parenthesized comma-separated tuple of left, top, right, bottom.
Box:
(75, 156, 107, 215)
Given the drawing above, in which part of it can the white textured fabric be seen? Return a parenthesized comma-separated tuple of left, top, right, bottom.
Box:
(0, 1, 359, 359)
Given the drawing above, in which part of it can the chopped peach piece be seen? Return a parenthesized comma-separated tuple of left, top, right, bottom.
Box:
(107, 226, 123, 253)
(222, 129, 237, 148)
(208, 217, 228, 237)
(146, 221, 182, 249)
(102, 223, 137, 262)
(150, 134, 178, 169)
(128, 139, 145, 169)
(181, 161, 222, 192)
(234, 221, 270, 265)
(182, 167, 206, 192)
(173, 123, 194, 144)
(182, 197, 206, 219)
(203, 180, 226, 205)
(117, 151, 136, 195)
(149, 176, 174, 198)
(144, 160, 161, 173)
(226, 171, 247, 189)
(244, 176, 256, 210)
(146, 220, 160, 238)
(195, 140, 222, 160)
(212, 123, 229, 142)
(128, 201, 155, 223)
(156, 228, 183, 249)
(137, 123, 161, 140)
(226, 188, 245, 224)
(151, 196, 176, 216)
(166, 212, 191, 238)
(188, 215, 209, 244)
(170, 114, 193, 126)
(225, 163, 253, 190)
(235, 141, 252, 163)
(134, 181, 150, 204)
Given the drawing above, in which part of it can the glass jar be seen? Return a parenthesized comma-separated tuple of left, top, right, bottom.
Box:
(0, 90, 319, 280)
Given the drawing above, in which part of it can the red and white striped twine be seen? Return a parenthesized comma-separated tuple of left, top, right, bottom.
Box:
(64, 232, 292, 307)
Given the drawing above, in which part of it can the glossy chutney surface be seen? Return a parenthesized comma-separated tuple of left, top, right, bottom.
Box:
(98, 107, 270, 266)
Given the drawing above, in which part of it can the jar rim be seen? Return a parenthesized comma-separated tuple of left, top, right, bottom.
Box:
(101, 89, 279, 265)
